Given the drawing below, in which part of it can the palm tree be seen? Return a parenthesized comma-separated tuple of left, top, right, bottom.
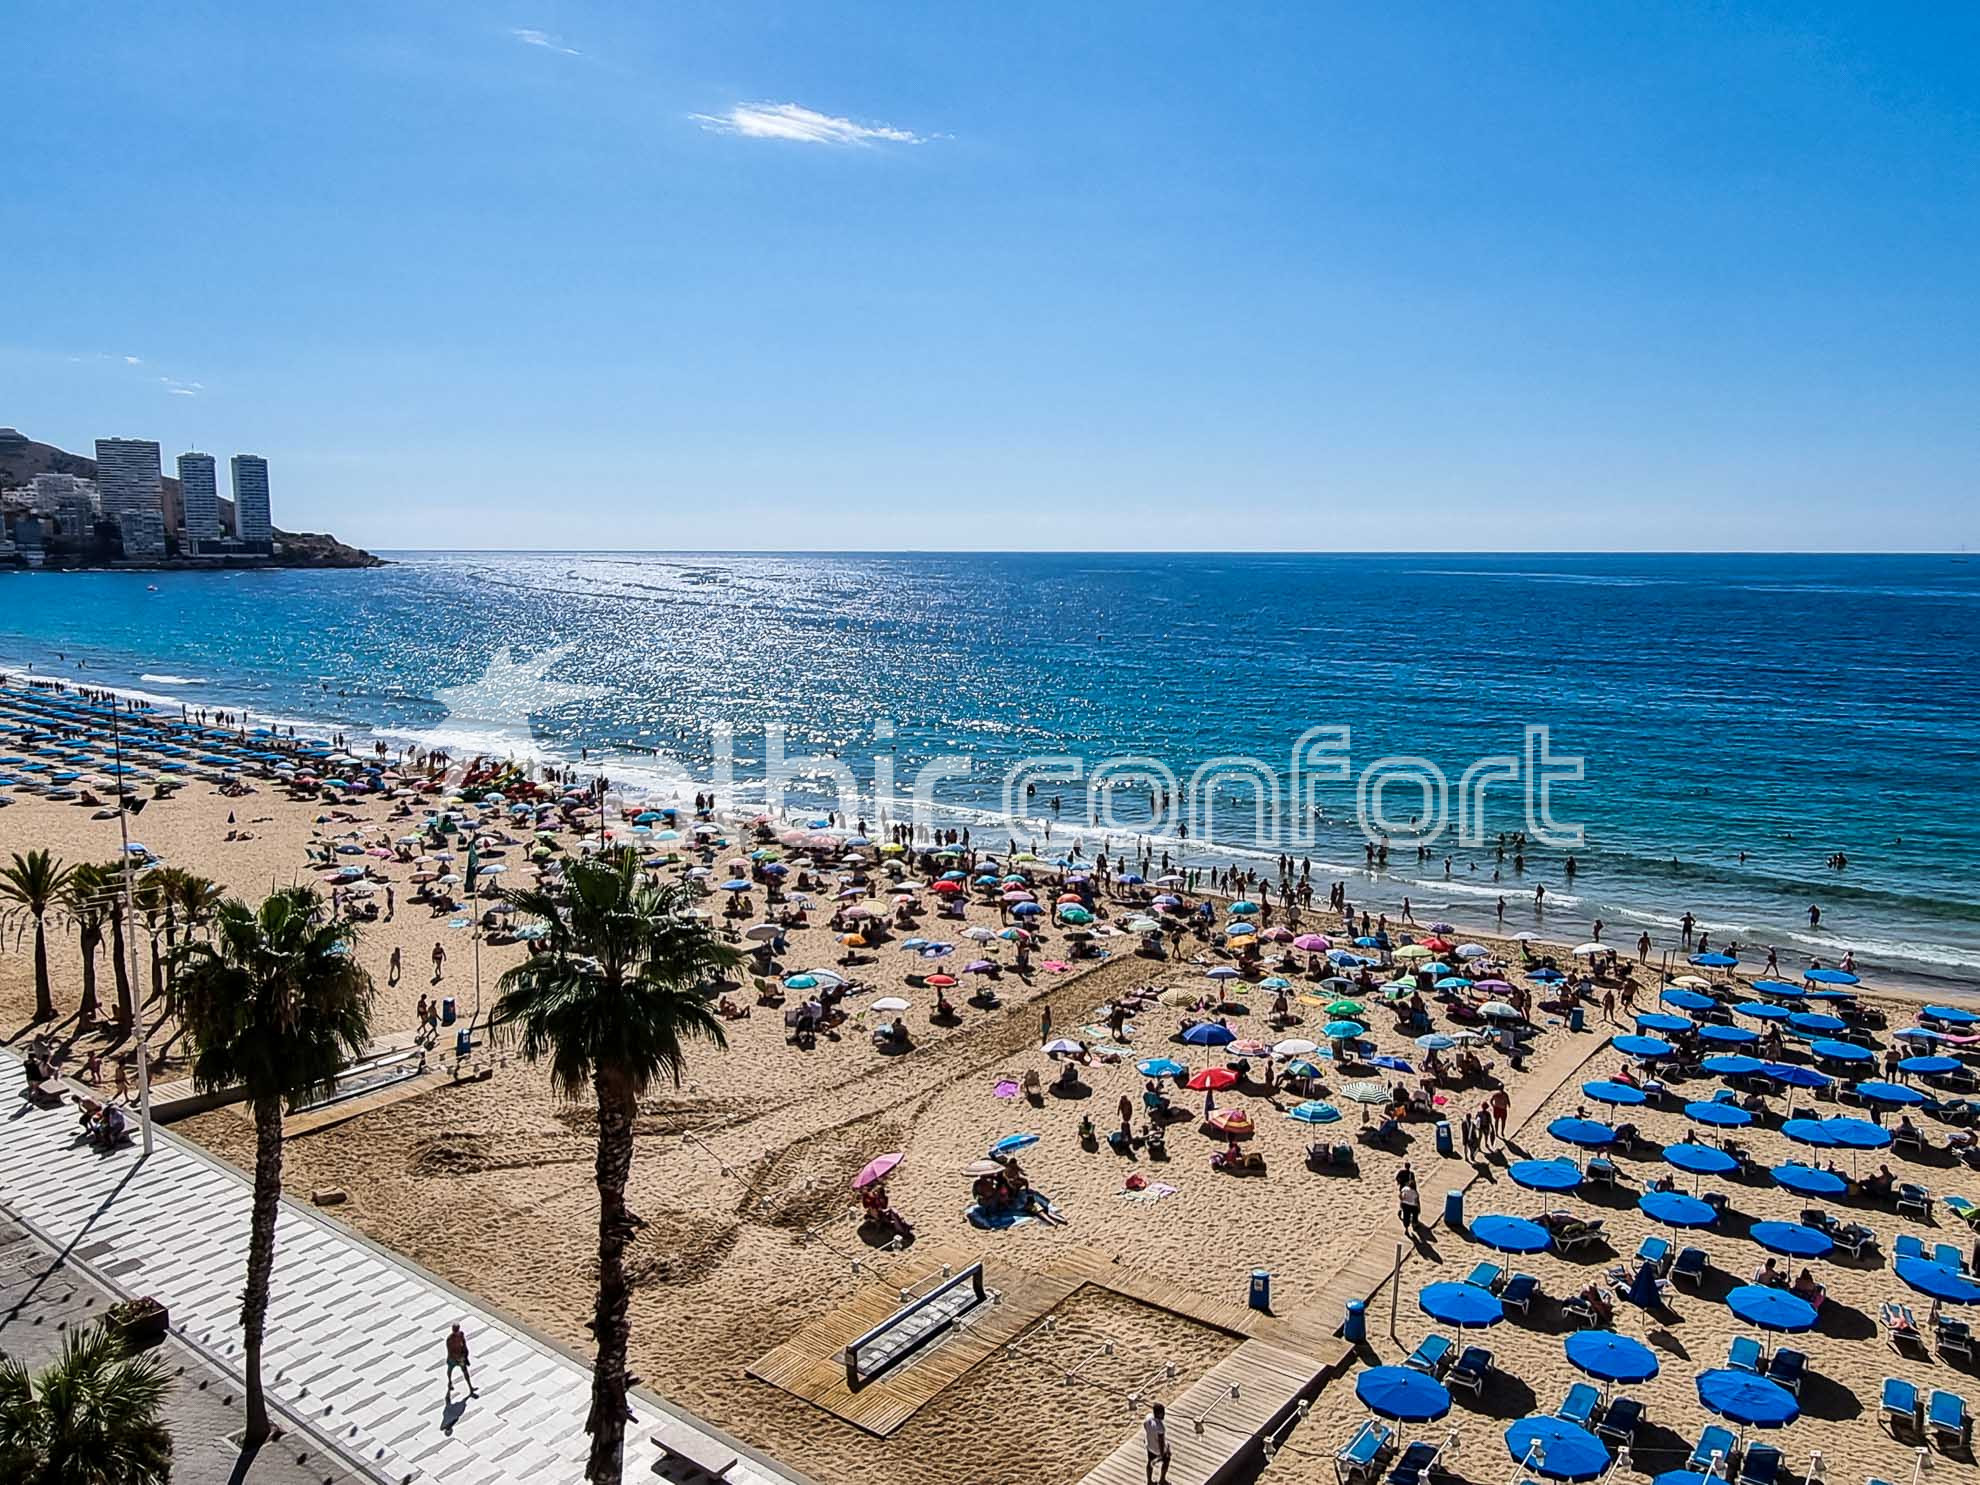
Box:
(169, 886, 375, 1447)
(492, 850, 737, 1483)
(0, 1321, 173, 1483)
(60, 863, 115, 1030)
(101, 865, 136, 1032)
(132, 873, 167, 1008)
(159, 869, 223, 1009)
(1, 849, 73, 1024)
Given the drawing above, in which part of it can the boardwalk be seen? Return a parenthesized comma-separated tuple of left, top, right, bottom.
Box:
(0, 1052, 805, 1485)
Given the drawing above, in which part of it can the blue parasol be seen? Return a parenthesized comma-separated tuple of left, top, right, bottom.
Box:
(1640, 1190, 1718, 1228)
(1750, 1222, 1833, 1259)
(1504, 1418, 1610, 1482)
(1749, 980, 1806, 1000)
(1701, 1054, 1767, 1076)
(1691, 953, 1739, 968)
(1895, 1257, 1980, 1304)
(1821, 1117, 1892, 1149)
(1851, 1082, 1925, 1108)
(1698, 1025, 1760, 1046)
(990, 1133, 1039, 1155)
(1356, 1366, 1452, 1423)
(1565, 1331, 1660, 1386)
(1802, 968, 1858, 986)
(1779, 1119, 1835, 1148)
(1182, 1023, 1235, 1046)
(1788, 1012, 1847, 1035)
(1420, 1281, 1504, 1328)
(1583, 1080, 1646, 1106)
(1924, 1004, 1980, 1025)
(1696, 1368, 1800, 1428)
(1510, 1158, 1583, 1192)
(1614, 1035, 1676, 1058)
(1137, 1058, 1186, 1078)
(1723, 1285, 1817, 1333)
(1662, 989, 1715, 1012)
(1471, 1214, 1552, 1253)
(1732, 1002, 1791, 1023)
(1900, 1055, 1962, 1076)
(1549, 1117, 1616, 1148)
(1664, 1143, 1738, 1176)
(1685, 1100, 1753, 1129)
(1759, 1063, 1830, 1089)
(1808, 1039, 1874, 1063)
(1770, 1163, 1846, 1197)
(1635, 1013, 1693, 1035)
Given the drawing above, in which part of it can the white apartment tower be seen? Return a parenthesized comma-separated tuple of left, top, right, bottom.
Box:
(95, 438, 163, 523)
(177, 452, 220, 546)
(231, 453, 272, 546)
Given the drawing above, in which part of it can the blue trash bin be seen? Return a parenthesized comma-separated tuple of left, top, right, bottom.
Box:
(1435, 1120, 1454, 1158)
(1249, 1269, 1271, 1312)
(441, 995, 457, 1026)
(1344, 1298, 1367, 1343)
(1444, 1188, 1464, 1230)
(455, 1027, 472, 1058)
(1570, 1006, 1586, 1032)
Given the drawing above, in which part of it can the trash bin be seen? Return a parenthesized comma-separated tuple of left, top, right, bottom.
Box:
(1248, 1269, 1272, 1312)
(441, 995, 457, 1026)
(1435, 1120, 1454, 1158)
(1344, 1298, 1367, 1343)
(1444, 1188, 1464, 1231)
(455, 1027, 472, 1058)
(1569, 1005, 1586, 1032)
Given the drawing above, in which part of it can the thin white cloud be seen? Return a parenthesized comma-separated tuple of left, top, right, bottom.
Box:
(122, 354, 142, 365)
(691, 102, 926, 146)
(161, 377, 203, 398)
(511, 27, 580, 57)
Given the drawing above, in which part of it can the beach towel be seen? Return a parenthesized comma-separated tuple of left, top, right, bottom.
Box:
(1090, 1042, 1134, 1060)
(993, 1078, 1020, 1099)
(1118, 1180, 1179, 1203)
(966, 1204, 1035, 1230)
(1042, 961, 1072, 972)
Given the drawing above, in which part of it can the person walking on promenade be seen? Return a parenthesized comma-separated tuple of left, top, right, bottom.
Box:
(446, 1323, 478, 1399)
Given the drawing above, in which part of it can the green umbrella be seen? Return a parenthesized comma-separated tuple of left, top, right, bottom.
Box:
(1340, 1080, 1390, 1105)
(1326, 999, 1366, 1016)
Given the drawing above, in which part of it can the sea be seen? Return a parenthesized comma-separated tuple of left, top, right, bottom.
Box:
(3, 552, 1977, 992)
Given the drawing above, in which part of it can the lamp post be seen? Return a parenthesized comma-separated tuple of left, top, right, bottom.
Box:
(104, 695, 155, 1157)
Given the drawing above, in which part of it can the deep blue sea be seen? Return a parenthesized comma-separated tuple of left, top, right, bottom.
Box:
(4, 552, 1977, 989)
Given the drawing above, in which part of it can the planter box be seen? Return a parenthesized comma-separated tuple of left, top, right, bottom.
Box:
(106, 1300, 169, 1349)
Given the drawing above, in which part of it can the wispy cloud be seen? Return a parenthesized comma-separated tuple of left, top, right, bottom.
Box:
(161, 377, 203, 398)
(122, 354, 142, 365)
(691, 102, 927, 146)
(511, 27, 580, 57)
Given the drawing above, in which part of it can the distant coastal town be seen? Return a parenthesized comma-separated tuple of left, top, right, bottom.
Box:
(0, 426, 380, 569)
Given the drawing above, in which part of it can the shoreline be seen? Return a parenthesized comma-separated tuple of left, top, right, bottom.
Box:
(6, 657, 1971, 1000)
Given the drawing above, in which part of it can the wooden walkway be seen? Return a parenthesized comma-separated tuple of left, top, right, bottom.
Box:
(748, 1244, 1083, 1436)
(1075, 1339, 1334, 1485)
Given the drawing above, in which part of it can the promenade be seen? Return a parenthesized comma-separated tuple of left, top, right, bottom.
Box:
(0, 1052, 804, 1485)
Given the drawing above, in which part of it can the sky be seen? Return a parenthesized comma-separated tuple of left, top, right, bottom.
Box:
(5, 2, 1978, 551)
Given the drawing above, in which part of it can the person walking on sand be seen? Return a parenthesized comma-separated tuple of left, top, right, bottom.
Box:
(389, 946, 402, 986)
(432, 941, 446, 983)
(445, 1323, 477, 1399)
(1144, 1402, 1171, 1485)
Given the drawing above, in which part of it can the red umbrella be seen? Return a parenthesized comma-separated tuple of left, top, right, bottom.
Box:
(927, 973, 957, 988)
(1422, 936, 1455, 953)
(930, 880, 963, 894)
(1186, 1068, 1238, 1091)
(1057, 893, 1084, 905)
(853, 1152, 903, 1190)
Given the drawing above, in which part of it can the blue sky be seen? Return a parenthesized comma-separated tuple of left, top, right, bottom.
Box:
(6, 3, 1977, 550)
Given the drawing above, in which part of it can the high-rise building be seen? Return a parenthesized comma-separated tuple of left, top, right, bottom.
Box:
(95, 438, 162, 524)
(119, 508, 168, 558)
(231, 454, 272, 548)
(178, 452, 220, 547)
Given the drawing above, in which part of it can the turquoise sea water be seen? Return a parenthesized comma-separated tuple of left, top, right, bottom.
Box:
(3, 552, 1977, 989)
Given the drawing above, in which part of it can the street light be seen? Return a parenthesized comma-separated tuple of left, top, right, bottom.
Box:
(103, 694, 155, 1157)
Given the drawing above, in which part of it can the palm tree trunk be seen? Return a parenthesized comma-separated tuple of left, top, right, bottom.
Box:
(584, 1069, 637, 1483)
(110, 911, 134, 1029)
(148, 935, 163, 1005)
(31, 917, 53, 1022)
(241, 1095, 285, 1446)
(78, 924, 101, 1027)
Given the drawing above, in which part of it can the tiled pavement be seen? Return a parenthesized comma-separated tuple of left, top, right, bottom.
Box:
(0, 1052, 802, 1484)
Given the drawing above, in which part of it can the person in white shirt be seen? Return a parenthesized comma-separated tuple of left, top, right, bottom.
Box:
(1144, 1402, 1170, 1484)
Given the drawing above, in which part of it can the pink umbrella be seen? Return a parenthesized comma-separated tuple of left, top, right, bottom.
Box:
(1294, 934, 1331, 951)
(1261, 927, 1294, 942)
(853, 1152, 904, 1190)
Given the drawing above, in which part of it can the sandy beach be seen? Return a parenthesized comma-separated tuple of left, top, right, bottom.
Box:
(5, 741, 1976, 1485)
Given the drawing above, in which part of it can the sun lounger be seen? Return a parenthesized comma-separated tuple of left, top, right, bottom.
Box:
(1403, 1334, 1453, 1376)
(1936, 1315, 1974, 1364)
(1737, 1443, 1783, 1485)
(1464, 1262, 1504, 1292)
(1595, 1396, 1643, 1445)
(1883, 1377, 1921, 1437)
(1635, 1235, 1672, 1272)
(1585, 1157, 1618, 1188)
(1898, 1183, 1933, 1219)
(1558, 1294, 1599, 1329)
(1336, 1418, 1395, 1485)
(1934, 1243, 1968, 1274)
(1387, 1440, 1441, 1485)
(1555, 1219, 1606, 1253)
(1556, 1383, 1600, 1429)
(1893, 1234, 1927, 1265)
(1883, 1301, 1928, 1356)
(1829, 1221, 1875, 1259)
(1449, 1345, 1491, 1398)
(1687, 1424, 1738, 1478)
(1499, 1273, 1537, 1315)
(1765, 1348, 1805, 1395)
(1672, 1247, 1709, 1287)
(1928, 1391, 1970, 1451)
(1728, 1336, 1764, 1374)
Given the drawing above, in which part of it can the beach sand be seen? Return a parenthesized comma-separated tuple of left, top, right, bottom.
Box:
(4, 777, 1972, 1485)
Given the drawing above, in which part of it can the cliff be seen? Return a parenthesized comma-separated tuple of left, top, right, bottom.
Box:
(0, 428, 384, 567)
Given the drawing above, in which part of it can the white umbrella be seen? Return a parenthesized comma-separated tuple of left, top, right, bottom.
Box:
(1572, 942, 1605, 957)
(743, 923, 781, 942)
(871, 996, 911, 1013)
(1273, 1039, 1320, 1057)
